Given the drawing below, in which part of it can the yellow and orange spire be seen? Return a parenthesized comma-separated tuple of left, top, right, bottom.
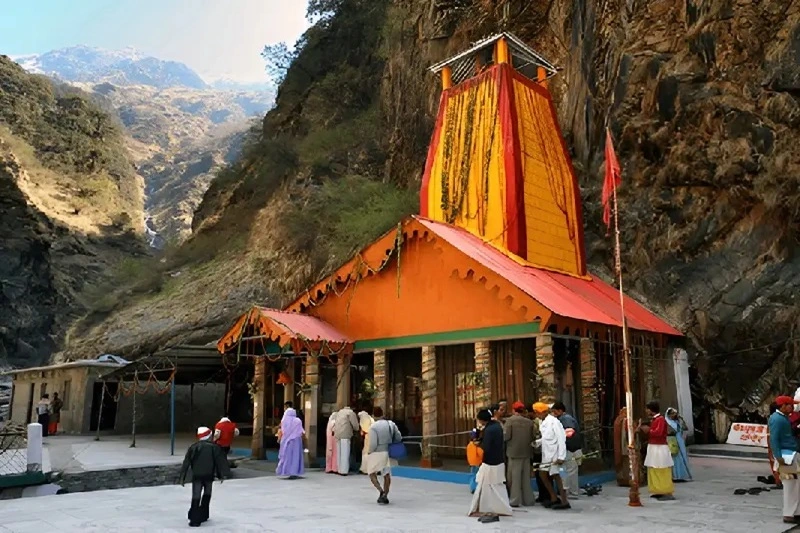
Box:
(420, 33, 587, 277)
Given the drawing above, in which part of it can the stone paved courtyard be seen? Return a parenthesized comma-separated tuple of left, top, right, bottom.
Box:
(0, 457, 792, 533)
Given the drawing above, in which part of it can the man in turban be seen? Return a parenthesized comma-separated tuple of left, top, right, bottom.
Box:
(533, 402, 570, 510)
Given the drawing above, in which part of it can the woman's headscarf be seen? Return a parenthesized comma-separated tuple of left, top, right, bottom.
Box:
(665, 407, 680, 432)
(280, 408, 304, 442)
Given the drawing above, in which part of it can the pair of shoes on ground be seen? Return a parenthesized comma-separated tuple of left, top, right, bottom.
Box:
(477, 515, 499, 523)
(541, 499, 571, 510)
(377, 491, 389, 505)
(783, 515, 800, 524)
(733, 487, 769, 496)
(650, 494, 676, 501)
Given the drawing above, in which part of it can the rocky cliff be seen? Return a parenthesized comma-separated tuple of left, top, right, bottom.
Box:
(63, 0, 799, 420)
(0, 56, 146, 368)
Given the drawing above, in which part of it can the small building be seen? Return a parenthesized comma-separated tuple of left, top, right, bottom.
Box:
(3, 359, 123, 434)
(219, 33, 686, 463)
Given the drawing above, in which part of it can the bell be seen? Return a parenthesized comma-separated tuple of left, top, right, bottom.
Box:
(276, 371, 292, 385)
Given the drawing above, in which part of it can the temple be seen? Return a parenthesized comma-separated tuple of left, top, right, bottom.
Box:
(217, 33, 686, 466)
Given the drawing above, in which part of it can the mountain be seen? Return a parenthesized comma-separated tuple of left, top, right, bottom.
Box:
(14, 47, 274, 242)
(208, 78, 274, 92)
(15, 46, 208, 89)
(52, 0, 800, 424)
(77, 82, 272, 241)
(0, 55, 146, 368)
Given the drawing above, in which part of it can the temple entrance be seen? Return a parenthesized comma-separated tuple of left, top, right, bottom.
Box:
(350, 352, 374, 410)
(553, 335, 581, 418)
(436, 343, 476, 457)
(490, 338, 536, 405)
(386, 348, 422, 438)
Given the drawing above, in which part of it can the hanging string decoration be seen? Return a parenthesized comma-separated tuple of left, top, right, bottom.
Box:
(301, 222, 405, 313)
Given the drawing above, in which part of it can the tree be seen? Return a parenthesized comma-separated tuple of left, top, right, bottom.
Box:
(261, 42, 297, 85)
(306, 0, 345, 23)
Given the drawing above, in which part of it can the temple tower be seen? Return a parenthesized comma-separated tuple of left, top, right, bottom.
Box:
(420, 33, 587, 277)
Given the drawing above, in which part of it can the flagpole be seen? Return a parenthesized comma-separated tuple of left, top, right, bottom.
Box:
(611, 160, 641, 507)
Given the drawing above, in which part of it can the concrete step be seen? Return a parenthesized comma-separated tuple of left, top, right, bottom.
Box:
(688, 444, 768, 462)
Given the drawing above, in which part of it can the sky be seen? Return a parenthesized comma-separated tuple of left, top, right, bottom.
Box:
(1, 0, 310, 83)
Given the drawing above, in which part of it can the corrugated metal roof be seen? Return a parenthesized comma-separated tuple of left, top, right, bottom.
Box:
(256, 308, 353, 344)
(1, 360, 123, 377)
(415, 217, 682, 336)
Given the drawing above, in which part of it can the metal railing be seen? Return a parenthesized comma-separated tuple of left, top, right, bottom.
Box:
(0, 428, 28, 476)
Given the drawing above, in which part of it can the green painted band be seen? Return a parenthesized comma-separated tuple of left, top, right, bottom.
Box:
(354, 322, 540, 352)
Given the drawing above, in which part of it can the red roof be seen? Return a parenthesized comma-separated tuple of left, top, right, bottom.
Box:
(217, 306, 352, 354)
(256, 308, 353, 344)
(415, 217, 682, 336)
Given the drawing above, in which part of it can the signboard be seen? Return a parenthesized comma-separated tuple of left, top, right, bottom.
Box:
(726, 423, 768, 448)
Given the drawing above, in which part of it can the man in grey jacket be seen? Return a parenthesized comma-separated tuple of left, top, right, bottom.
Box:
(366, 406, 402, 504)
(504, 401, 536, 507)
(333, 405, 359, 475)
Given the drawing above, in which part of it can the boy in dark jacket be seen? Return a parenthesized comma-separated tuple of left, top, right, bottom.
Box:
(180, 426, 231, 527)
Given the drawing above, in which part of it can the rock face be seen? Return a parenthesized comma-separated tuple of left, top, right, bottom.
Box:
(64, 0, 800, 419)
(0, 57, 146, 368)
(375, 0, 800, 415)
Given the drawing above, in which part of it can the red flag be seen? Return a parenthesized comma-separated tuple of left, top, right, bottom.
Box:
(602, 128, 622, 230)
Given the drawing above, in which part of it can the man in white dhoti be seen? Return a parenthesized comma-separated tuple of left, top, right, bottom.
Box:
(333, 405, 359, 475)
(366, 407, 402, 504)
(358, 408, 375, 474)
(534, 402, 570, 510)
(469, 409, 513, 523)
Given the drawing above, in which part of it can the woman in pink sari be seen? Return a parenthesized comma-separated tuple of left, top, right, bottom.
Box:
(276, 408, 306, 479)
(326, 411, 338, 473)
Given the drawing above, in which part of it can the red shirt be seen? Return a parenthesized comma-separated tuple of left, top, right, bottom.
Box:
(648, 414, 668, 445)
(214, 420, 237, 447)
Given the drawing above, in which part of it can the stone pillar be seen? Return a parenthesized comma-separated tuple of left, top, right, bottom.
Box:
(251, 357, 266, 459)
(535, 334, 556, 401)
(27, 423, 42, 473)
(420, 345, 440, 467)
(304, 355, 320, 460)
(373, 349, 387, 413)
(474, 341, 491, 407)
(579, 338, 600, 453)
(283, 359, 296, 405)
(336, 354, 351, 409)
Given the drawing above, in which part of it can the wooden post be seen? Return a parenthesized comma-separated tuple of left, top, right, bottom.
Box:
(441, 66, 453, 90)
(336, 355, 351, 409)
(420, 346, 440, 468)
(304, 355, 321, 460)
(579, 338, 601, 454)
(284, 359, 296, 405)
(537, 66, 548, 88)
(535, 334, 556, 401)
(94, 382, 105, 441)
(474, 341, 491, 407)
(251, 357, 266, 459)
(373, 349, 387, 413)
(130, 373, 137, 448)
(496, 37, 509, 64)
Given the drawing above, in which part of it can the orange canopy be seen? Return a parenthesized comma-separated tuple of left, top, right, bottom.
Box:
(216, 306, 353, 357)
